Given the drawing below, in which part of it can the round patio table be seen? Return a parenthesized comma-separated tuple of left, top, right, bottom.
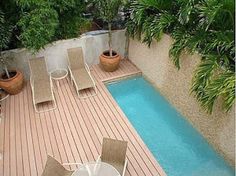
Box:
(50, 69, 68, 89)
(72, 161, 120, 176)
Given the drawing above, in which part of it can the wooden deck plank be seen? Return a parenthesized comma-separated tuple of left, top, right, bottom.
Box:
(26, 85, 45, 175)
(9, 96, 17, 176)
(3, 94, 10, 176)
(49, 103, 70, 164)
(19, 87, 31, 176)
(0, 59, 166, 176)
(23, 83, 38, 176)
(60, 80, 96, 162)
(49, 92, 77, 168)
(14, 93, 24, 176)
(63, 81, 101, 158)
(55, 85, 81, 170)
(0, 99, 6, 176)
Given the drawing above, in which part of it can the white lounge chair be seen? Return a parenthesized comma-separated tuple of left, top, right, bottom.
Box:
(29, 57, 56, 113)
(67, 47, 97, 98)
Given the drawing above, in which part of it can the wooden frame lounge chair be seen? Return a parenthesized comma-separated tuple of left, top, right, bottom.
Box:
(29, 57, 56, 113)
(42, 155, 82, 176)
(97, 138, 128, 176)
(67, 47, 97, 98)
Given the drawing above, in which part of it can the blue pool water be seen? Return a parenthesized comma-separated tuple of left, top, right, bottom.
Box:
(106, 76, 234, 176)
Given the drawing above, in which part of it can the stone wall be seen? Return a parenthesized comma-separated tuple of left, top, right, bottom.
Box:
(129, 34, 235, 166)
(3, 30, 126, 79)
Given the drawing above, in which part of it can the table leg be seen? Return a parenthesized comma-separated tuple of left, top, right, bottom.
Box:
(57, 80, 60, 89)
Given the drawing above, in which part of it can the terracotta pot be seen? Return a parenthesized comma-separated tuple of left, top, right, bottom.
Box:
(99, 50, 121, 72)
(0, 70, 24, 95)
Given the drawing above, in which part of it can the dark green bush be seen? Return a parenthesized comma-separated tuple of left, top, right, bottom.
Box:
(0, 10, 12, 52)
(55, 0, 88, 39)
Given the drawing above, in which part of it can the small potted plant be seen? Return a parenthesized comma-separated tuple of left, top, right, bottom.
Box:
(0, 11, 24, 95)
(94, 0, 122, 72)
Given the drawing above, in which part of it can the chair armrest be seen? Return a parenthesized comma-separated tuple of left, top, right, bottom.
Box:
(122, 158, 128, 176)
(85, 63, 90, 73)
(30, 76, 34, 88)
(68, 66, 73, 75)
(96, 155, 101, 163)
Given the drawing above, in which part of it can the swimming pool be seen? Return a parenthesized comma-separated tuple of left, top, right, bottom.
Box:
(106, 76, 234, 176)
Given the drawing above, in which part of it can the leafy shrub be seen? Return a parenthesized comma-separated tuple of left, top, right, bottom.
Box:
(55, 0, 88, 39)
(1, 0, 88, 52)
(127, 0, 235, 113)
(0, 10, 12, 52)
(18, 6, 58, 52)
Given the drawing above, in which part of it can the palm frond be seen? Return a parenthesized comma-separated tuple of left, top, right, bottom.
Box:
(191, 56, 219, 102)
(127, 0, 235, 113)
(178, 0, 196, 24)
(169, 29, 190, 69)
(200, 71, 235, 113)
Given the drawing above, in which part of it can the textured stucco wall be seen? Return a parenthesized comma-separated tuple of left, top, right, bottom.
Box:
(129, 34, 235, 166)
(3, 30, 126, 79)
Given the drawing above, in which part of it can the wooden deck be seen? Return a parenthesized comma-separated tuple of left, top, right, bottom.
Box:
(0, 59, 166, 176)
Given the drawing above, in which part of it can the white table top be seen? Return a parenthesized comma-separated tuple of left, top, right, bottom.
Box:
(50, 69, 68, 80)
(72, 161, 120, 176)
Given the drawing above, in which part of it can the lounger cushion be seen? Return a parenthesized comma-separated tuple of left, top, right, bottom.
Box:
(34, 78, 54, 104)
(72, 68, 94, 90)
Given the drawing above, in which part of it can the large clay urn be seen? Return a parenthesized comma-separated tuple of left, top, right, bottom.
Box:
(0, 70, 24, 95)
(99, 50, 121, 72)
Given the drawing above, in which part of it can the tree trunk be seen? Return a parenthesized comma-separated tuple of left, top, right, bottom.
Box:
(124, 29, 130, 59)
(4, 65, 10, 79)
(0, 52, 10, 79)
(108, 23, 112, 57)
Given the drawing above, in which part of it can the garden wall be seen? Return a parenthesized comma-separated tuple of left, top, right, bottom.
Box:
(129, 34, 235, 166)
(4, 30, 126, 79)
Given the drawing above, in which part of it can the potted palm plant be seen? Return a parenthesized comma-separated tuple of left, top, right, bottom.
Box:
(94, 0, 122, 72)
(0, 11, 24, 95)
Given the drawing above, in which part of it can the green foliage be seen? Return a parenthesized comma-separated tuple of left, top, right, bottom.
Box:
(0, 10, 12, 74)
(52, 0, 77, 12)
(92, 0, 122, 23)
(0, 10, 12, 51)
(127, 0, 235, 113)
(57, 16, 87, 39)
(194, 69, 235, 113)
(18, 7, 58, 52)
(2, 0, 87, 52)
(55, 0, 87, 39)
